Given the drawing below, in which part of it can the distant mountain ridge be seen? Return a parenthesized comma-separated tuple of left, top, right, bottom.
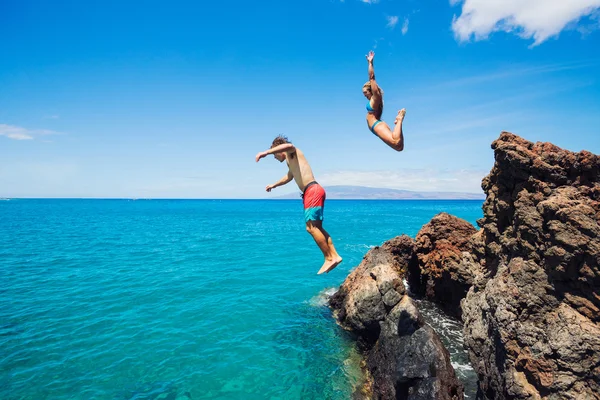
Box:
(273, 185, 485, 200)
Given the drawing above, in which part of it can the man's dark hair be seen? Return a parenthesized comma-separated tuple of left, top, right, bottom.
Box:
(271, 134, 291, 148)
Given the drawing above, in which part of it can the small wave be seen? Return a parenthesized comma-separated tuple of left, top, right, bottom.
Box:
(308, 287, 338, 307)
(451, 362, 474, 372)
(344, 243, 374, 251)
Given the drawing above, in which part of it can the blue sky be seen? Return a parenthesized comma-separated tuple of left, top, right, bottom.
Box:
(1, 0, 599, 198)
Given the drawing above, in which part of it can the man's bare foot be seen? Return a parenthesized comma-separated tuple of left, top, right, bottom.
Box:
(395, 108, 406, 124)
(317, 256, 343, 275)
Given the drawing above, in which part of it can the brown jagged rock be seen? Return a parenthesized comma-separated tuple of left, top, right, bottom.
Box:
(410, 212, 482, 319)
(462, 132, 600, 399)
(329, 235, 464, 399)
(329, 235, 414, 344)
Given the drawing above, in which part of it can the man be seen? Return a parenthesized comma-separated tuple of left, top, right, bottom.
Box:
(255, 135, 342, 274)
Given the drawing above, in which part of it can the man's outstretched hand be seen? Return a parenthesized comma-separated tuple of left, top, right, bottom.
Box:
(266, 184, 275, 192)
(255, 152, 267, 162)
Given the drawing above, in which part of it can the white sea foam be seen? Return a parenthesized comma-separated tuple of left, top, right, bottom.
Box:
(451, 361, 474, 371)
(308, 287, 338, 307)
(402, 278, 410, 292)
(344, 243, 374, 251)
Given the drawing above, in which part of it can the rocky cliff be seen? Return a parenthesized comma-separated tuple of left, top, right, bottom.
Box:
(330, 132, 600, 399)
(462, 132, 600, 399)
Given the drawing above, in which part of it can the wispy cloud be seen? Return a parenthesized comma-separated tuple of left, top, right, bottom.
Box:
(451, 0, 600, 46)
(0, 125, 33, 140)
(401, 17, 409, 35)
(386, 16, 399, 29)
(401, 81, 592, 131)
(320, 168, 487, 193)
(0, 124, 61, 141)
(419, 113, 522, 137)
(425, 60, 598, 90)
(361, 0, 379, 4)
(577, 9, 600, 35)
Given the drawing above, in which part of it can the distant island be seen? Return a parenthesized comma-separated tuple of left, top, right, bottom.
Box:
(272, 185, 485, 200)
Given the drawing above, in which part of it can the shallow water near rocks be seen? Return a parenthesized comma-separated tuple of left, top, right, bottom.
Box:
(411, 296, 478, 398)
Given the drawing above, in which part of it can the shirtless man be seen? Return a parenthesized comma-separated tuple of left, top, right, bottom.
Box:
(255, 135, 343, 274)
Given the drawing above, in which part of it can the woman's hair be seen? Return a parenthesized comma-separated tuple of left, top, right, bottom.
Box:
(271, 134, 291, 148)
(363, 81, 383, 96)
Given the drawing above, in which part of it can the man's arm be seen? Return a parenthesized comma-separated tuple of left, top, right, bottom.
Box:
(266, 170, 293, 192)
(255, 143, 296, 162)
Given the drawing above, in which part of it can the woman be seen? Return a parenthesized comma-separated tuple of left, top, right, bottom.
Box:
(363, 51, 405, 151)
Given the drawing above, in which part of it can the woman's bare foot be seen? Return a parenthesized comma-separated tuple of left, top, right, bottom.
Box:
(395, 108, 406, 125)
(392, 109, 406, 151)
(317, 256, 343, 275)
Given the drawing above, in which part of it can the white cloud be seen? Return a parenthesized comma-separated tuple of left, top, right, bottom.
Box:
(387, 16, 399, 29)
(401, 17, 409, 35)
(451, 0, 600, 46)
(319, 168, 487, 193)
(0, 125, 34, 140)
(361, 0, 379, 4)
(0, 124, 61, 141)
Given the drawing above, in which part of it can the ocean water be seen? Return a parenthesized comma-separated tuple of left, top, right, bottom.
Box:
(1, 199, 483, 399)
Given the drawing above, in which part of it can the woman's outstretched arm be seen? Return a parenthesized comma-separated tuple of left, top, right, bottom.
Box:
(366, 51, 381, 102)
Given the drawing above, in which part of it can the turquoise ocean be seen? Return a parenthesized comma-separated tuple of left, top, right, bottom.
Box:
(1, 199, 483, 399)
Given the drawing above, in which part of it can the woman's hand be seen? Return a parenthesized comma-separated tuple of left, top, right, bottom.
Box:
(366, 50, 374, 63)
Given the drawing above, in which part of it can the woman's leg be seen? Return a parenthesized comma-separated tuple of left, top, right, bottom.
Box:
(371, 109, 406, 152)
(392, 109, 405, 151)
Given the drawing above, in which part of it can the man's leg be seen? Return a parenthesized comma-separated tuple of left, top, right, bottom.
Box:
(304, 184, 342, 274)
(306, 220, 342, 274)
(317, 223, 342, 263)
(306, 220, 331, 259)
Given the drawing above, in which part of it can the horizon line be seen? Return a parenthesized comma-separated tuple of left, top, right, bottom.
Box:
(1, 197, 486, 201)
